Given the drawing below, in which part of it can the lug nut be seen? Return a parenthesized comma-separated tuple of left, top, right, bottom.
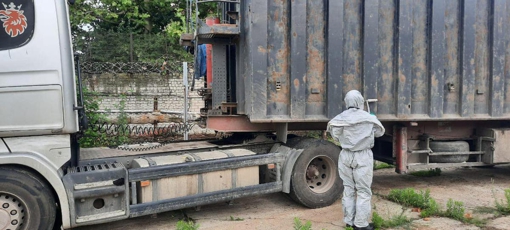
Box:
(11, 220, 18, 225)
(2, 203, 8, 208)
(10, 210, 17, 215)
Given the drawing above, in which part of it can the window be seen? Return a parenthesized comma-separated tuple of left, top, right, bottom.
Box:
(0, 0, 34, 51)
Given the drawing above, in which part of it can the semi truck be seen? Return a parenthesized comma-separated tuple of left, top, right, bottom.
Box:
(2, 0, 510, 229)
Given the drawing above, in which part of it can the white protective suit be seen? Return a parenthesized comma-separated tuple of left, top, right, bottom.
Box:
(327, 90, 385, 228)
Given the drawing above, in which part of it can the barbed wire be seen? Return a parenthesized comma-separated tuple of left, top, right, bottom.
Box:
(80, 61, 195, 75)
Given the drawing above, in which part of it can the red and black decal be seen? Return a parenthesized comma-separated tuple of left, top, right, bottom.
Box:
(0, 0, 34, 50)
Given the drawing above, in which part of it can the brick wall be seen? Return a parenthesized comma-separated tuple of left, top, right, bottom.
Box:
(83, 73, 205, 121)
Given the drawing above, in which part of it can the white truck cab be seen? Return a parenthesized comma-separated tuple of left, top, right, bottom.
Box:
(0, 0, 78, 229)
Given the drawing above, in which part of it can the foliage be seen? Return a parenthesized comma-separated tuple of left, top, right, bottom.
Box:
(69, 0, 215, 34)
(176, 220, 200, 230)
(387, 188, 441, 218)
(387, 188, 433, 210)
(229, 216, 244, 221)
(420, 198, 441, 218)
(69, 0, 217, 63)
(305, 131, 322, 139)
(293, 217, 312, 230)
(495, 189, 510, 215)
(372, 212, 411, 230)
(409, 168, 442, 177)
(445, 199, 465, 221)
(374, 161, 394, 170)
(78, 87, 108, 147)
(78, 87, 130, 148)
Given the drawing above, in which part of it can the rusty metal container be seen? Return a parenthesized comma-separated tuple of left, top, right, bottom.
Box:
(236, 0, 510, 123)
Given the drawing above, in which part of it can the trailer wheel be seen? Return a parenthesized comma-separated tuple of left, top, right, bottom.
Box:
(288, 138, 343, 208)
(429, 141, 470, 163)
(0, 167, 56, 230)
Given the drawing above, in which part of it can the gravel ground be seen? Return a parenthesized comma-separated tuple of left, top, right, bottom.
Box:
(76, 164, 510, 230)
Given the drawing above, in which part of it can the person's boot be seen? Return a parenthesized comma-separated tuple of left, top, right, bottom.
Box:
(354, 223, 374, 230)
(345, 224, 354, 229)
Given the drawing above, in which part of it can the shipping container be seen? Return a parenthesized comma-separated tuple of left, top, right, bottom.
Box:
(232, 0, 510, 123)
(193, 0, 510, 173)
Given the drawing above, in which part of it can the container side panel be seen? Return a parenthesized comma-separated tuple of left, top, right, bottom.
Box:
(460, 0, 477, 117)
(411, 0, 429, 115)
(474, 0, 490, 115)
(239, 0, 251, 114)
(290, 0, 307, 119)
(239, 0, 510, 123)
(363, 0, 380, 113)
(397, 0, 413, 118)
(444, 0, 461, 116)
(327, 0, 345, 118)
(267, 0, 290, 117)
(305, 0, 327, 117)
(377, 0, 396, 116)
(491, 0, 506, 117)
(250, 1, 269, 119)
(429, 0, 446, 118)
(343, 0, 363, 95)
(505, 0, 510, 114)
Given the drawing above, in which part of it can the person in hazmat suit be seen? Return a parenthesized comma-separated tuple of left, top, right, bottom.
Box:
(327, 90, 385, 230)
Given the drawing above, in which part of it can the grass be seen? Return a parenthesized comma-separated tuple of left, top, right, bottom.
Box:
(229, 216, 244, 221)
(495, 189, 510, 215)
(372, 211, 411, 230)
(387, 188, 433, 210)
(409, 168, 442, 177)
(176, 220, 200, 230)
(293, 217, 312, 230)
(444, 199, 465, 221)
(385, 188, 489, 228)
(374, 161, 394, 170)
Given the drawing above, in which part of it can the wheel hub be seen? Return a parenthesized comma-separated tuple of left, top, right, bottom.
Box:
(306, 165, 320, 179)
(0, 194, 24, 230)
(305, 156, 336, 194)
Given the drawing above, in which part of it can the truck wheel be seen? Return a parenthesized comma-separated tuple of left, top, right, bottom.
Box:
(288, 138, 343, 208)
(429, 141, 470, 163)
(0, 167, 56, 230)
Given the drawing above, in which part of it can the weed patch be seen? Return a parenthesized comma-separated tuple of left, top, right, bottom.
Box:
(374, 161, 394, 170)
(420, 198, 441, 218)
(372, 211, 411, 229)
(229, 216, 244, 221)
(387, 188, 433, 209)
(176, 220, 200, 230)
(495, 189, 510, 215)
(293, 217, 312, 230)
(445, 199, 465, 221)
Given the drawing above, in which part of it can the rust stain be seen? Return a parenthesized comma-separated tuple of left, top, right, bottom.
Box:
(258, 46, 267, 54)
(399, 74, 406, 83)
(305, 0, 326, 103)
(267, 0, 289, 106)
(294, 79, 300, 88)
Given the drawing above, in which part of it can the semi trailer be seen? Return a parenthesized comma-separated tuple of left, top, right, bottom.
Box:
(2, 0, 510, 229)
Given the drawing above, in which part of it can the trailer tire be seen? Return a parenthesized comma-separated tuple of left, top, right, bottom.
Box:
(288, 138, 343, 208)
(0, 167, 56, 230)
(429, 141, 470, 163)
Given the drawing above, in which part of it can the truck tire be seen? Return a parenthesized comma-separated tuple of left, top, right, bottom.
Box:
(0, 167, 56, 230)
(287, 138, 343, 208)
(429, 141, 470, 163)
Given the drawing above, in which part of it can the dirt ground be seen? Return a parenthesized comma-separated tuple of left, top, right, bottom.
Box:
(76, 164, 510, 230)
